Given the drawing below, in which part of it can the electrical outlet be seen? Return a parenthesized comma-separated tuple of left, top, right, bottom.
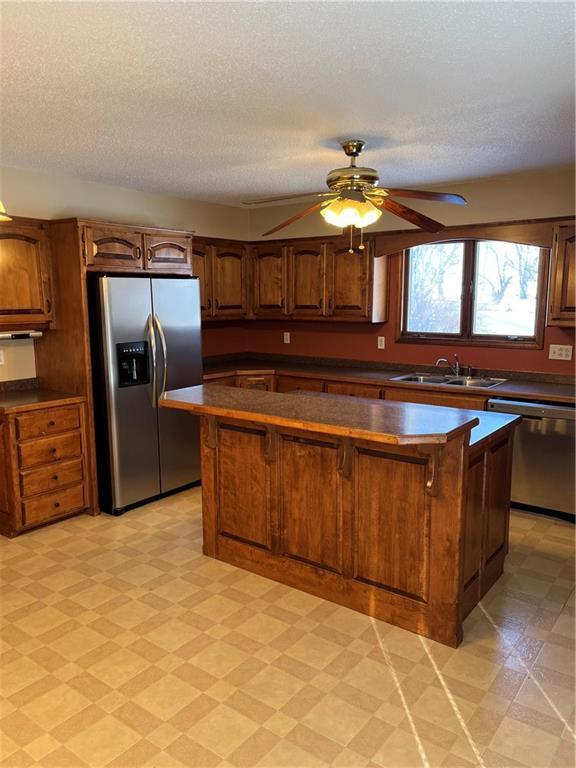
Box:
(0, 350, 4, 365)
(283, 332, 290, 344)
(549, 344, 573, 360)
(377, 336, 385, 350)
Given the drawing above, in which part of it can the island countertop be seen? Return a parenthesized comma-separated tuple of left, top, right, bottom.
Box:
(161, 384, 481, 445)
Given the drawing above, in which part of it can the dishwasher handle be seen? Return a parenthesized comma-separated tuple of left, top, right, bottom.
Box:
(487, 398, 576, 421)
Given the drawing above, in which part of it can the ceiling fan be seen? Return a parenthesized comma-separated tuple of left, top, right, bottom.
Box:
(246, 139, 467, 238)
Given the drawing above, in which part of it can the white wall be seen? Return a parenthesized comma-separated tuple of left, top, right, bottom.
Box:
(248, 164, 575, 239)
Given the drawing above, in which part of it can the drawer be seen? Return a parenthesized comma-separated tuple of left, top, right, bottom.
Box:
(20, 459, 83, 498)
(16, 406, 80, 441)
(22, 484, 85, 526)
(324, 382, 382, 399)
(18, 432, 82, 469)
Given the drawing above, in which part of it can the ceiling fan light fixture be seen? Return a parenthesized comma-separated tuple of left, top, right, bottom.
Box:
(0, 199, 12, 222)
(320, 197, 382, 229)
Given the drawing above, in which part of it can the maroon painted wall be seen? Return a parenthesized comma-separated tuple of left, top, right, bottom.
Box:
(203, 253, 575, 375)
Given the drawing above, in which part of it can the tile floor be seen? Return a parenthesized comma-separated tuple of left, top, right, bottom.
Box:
(0, 488, 574, 768)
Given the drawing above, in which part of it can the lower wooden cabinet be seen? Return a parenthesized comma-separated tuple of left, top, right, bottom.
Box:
(275, 375, 325, 394)
(384, 387, 487, 410)
(236, 374, 275, 391)
(0, 398, 90, 536)
(324, 381, 382, 398)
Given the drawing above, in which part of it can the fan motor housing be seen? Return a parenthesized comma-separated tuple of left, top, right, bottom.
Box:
(326, 165, 380, 192)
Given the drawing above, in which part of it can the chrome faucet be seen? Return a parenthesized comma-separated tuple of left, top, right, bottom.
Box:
(435, 354, 461, 377)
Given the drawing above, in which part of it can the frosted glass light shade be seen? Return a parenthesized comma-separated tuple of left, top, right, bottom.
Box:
(0, 200, 12, 222)
(320, 197, 382, 228)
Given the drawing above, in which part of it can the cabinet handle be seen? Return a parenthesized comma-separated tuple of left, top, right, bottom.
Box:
(45, 299, 52, 314)
(134, 246, 142, 260)
(50, 447, 57, 455)
(206, 298, 212, 310)
(53, 502, 60, 509)
(147, 248, 153, 262)
(328, 297, 334, 312)
(52, 475, 59, 481)
(48, 420, 55, 427)
(214, 299, 219, 310)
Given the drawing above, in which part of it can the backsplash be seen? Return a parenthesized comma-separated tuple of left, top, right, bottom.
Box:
(0, 339, 37, 382)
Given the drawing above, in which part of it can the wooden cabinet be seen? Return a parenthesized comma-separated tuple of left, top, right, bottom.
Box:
(324, 381, 382, 399)
(144, 233, 192, 273)
(236, 374, 275, 391)
(191, 239, 213, 316)
(84, 225, 143, 270)
(83, 223, 193, 275)
(0, 398, 90, 537)
(211, 243, 248, 318)
(384, 386, 487, 410)
(0, 221, 54, 329)
(252, 244, 287, 317)
(286, 241, 327, 318)
(548, 224, 575, 326)
(276, 375, 324, 394)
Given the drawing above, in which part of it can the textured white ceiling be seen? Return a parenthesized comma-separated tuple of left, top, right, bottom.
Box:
(1, 1, 574, 206)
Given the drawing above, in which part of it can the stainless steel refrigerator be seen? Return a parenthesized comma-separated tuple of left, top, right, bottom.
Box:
(90, 275, 202, 515)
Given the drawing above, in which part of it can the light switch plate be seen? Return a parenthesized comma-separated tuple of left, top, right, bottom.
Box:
(283, 332, 290, 344)
(549, 344, 573, 360)
(377, 336, 385, 350)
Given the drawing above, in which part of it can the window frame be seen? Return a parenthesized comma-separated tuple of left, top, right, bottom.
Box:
(398, 239, 549, 349)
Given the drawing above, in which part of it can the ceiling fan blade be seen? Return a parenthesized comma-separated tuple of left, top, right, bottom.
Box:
(372, 197, 446, 232)
(261, 201, 328, 237)
(244, 191, 335, 205)
(372, 188, 467, 206)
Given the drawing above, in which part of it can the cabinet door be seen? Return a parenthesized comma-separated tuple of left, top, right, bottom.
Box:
(211, 243, 247, 317)
(84, 226, 143, 270)
(236, 374, 275, 391)
(276, 375, 324, 393)
(326, 238, 371, 319)
(0, 224, 53, 328)
(252, 244, 287, 317)
(191, 239, 213, 317)
(548, 225, 575, 326)
(287, 241, 327, 318)
(144, 233, 192, 274)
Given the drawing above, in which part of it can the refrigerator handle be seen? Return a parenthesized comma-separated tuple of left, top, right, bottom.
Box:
(154, 314, 168, 399)
(147, 313, 157, 408)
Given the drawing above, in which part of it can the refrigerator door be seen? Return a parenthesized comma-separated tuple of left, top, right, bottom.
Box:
(151, 278, 202, 491)
(99, 277, 161, 510)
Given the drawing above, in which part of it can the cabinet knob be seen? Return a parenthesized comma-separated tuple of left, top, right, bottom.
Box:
(48, 420, 55, 427)
(53, 502, 60, 509)
(50, 447, 57, 455)
(52, 475, 59, 481)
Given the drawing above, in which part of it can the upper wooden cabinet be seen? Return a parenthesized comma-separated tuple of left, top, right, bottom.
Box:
(210, 242, 248, 318)
(84, 225, 143, 270)
(252, 243, 287, 317)
(548, 224, 575, 327)
(191, 239, 213, 315)
(287, 241, 327, 318)
(83, 223, 193, 275)
(0, 221, 54, 329)
(144, 233, 192, 273)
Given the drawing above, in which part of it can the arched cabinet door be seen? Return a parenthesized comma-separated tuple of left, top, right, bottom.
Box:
(548, 224, 575, 327)
(191, 239, 213, 317)
(252, 243, 287, 317)
(0, 223, 53, 329)
(286, 241, 328, 318)
(84, 225, 143, 270)
(211, 243, 248, 318)
(144, 233, 192, 274)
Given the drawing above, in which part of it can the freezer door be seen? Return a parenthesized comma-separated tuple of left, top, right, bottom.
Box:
(99, 277, 161, 510)
(151, 278, 202, 491)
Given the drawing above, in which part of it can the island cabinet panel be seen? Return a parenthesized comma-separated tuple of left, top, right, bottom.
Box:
(287, 241, 328, 318)
(462, 451, 486, 616)
(354, 448, 429, 601)
(279, 435, 342, 573)
(252, 244, 287, 317)
(216, 424, 271, 550)
(483, 436, 513, 591)
(548, 223, 575, 326)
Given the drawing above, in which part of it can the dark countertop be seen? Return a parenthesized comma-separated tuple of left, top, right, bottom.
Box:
(0, 390, 84, 414)
(203, 357, 575, 404)
(161, 384, 481, 445)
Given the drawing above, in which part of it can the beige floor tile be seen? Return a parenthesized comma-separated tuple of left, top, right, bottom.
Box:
(488, 715, 561, 767)
(188, 703, 260, 757)
(302, 691, 371, 746)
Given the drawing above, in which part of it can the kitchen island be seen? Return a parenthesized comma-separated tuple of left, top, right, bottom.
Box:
(161, 385, 520, 646)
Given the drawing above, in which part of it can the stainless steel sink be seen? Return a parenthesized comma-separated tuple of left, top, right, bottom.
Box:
(444, 377, 507, 388)
(390, 374, 455, 384)
(390, 373, 507, 389)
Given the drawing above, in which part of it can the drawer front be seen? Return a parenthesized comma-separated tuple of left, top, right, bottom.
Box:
(16, 406, 80, 441)
(20, 459, 83, 498)
(325, 382, 382, 399)
(18, 432, 82, 469)
(23, 484, 85, 526)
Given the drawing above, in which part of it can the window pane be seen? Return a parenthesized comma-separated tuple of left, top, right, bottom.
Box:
(473, 241, 541, 337)
(406, 242, 464, 334)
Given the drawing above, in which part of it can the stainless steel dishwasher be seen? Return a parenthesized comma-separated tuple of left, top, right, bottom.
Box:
(488, 399, 575, 517)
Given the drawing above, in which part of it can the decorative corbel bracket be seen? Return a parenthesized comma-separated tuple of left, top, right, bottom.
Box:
(264, 426, 278, 463)
(417, 445, 441, 496)
(337, 438, 353, 479)
(204, 416, 218, 450)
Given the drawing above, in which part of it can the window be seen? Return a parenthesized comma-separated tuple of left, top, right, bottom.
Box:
(401, 240, 548, 347)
